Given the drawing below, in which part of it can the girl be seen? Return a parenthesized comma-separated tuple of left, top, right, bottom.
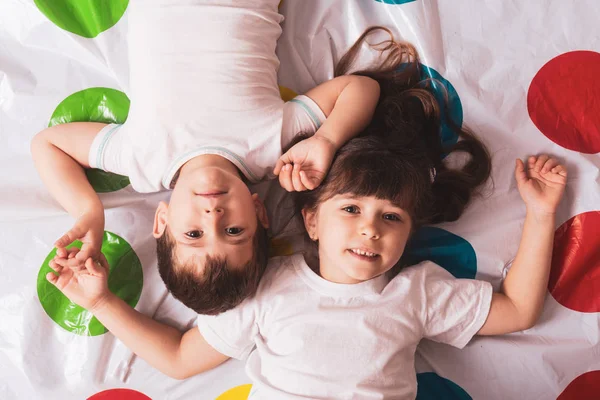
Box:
(47, 27, 567, 399)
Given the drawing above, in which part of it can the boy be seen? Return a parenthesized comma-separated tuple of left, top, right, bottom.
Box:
(31, 0, 380, 314)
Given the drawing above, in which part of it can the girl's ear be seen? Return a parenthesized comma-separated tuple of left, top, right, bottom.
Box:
(301, 208, 318, 241)
(153, 201, 169, 238)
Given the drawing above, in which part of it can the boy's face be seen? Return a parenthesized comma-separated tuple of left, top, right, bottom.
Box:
(153, 164, 269, 272)
(303, 194, 412, 284)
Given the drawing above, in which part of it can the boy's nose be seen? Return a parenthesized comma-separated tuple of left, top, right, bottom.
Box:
(204, 207, 223, 214)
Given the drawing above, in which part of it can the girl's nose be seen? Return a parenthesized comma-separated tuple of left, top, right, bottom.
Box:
(360, 222, 380, 240)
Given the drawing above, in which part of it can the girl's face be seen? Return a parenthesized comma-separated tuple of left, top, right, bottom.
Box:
(302, 194, 413, 284)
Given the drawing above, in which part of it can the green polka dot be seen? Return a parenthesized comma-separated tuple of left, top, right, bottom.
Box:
(37, 231, 143, 336)
(34, 0, 128, 38)
(49, 87, 131, 193)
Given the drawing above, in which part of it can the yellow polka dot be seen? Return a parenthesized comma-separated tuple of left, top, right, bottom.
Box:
(269, 238, 294, 257)
(215, 384, 252, 400)
(278, 85, 298, 102)
(278, 0, 283, 9)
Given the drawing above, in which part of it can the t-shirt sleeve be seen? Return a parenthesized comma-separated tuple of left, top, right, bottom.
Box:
(280, 94, 327, 150)
(87, 123, 131, 177)
(196, 299, 259, 360)
(420, 262, 493, 349)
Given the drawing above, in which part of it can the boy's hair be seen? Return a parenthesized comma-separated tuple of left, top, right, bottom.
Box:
(156, 222, 269, 315)
(296, 26, 492, 228)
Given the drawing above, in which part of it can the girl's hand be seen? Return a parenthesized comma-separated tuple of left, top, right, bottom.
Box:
(515, 155, 567, 216)
(54, 210, 105, 262)
(46, 251, 111, 312)
(274, 135, 336, 192)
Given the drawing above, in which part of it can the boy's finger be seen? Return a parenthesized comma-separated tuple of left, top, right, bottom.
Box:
(273, 159, 285, 176)
(66, 247, 80, 258)
(56, 248, 68, 258)
(278, 166, 294, 192)
(292, 164, 307, 191)
(300, 171, 318, 190)
(534, 154, 549, 172)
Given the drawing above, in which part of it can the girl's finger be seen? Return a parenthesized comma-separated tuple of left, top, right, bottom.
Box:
(527, 156, 537, 170)
(541, 158, 559, 174)
(534, 154, 549, 172)
(552, 165, 568, 177)
(49, 260, 63, 273)
(56, 248, 68, 258)
(515, 159, 528, 185)
(86, 258, 104, 276)
(46, 272, 58, 284)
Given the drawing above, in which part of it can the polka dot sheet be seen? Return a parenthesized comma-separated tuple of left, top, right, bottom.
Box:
(1, 0, 598, 399)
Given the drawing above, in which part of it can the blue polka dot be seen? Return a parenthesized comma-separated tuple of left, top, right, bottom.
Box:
(375, 0, 417, 4)
(401, 227, 477, 279)
(418, 64, 463, 149)
(416, 373, 472, 400)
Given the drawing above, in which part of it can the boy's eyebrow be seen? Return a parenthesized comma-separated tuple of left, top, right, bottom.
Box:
(177, 236, 251, 247)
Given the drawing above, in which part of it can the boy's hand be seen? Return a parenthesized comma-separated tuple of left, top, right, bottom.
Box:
(515, 155, 567, 216)
(46, 251, 111, 312)
(55, 210, 105, 262)
(274, 135, 336, 192)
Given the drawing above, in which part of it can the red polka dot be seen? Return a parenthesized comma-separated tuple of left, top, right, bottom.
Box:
(87, 389, 152, 400)
(557, 371, 600, 400)
(548, 211, 600, 313)
(528, 51, 600, 154)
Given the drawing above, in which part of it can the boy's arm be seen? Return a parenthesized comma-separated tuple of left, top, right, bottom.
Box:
(478, 156, 567, 335)
(31, 122, 107, 260)
(275, 75, 380, 191)
(48, 253, 229, 379)
(305, 75, 380, 149)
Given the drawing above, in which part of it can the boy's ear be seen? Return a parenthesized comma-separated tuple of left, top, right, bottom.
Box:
(252, 193, 269, 229)
(153, 201, 169, 238)
(301, 208, 318, 241)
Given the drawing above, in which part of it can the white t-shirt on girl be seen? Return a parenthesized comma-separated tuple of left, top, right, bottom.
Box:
(88, 0, 325, 192)
(197, 254, 493, 400)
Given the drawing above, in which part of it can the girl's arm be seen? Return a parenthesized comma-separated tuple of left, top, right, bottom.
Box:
(93, 294, 229, 379)
(48, 252, 229, 379)
(30, 122, 107, 261)
(478, 155, 567, 335)
(275, 75, 380, 191)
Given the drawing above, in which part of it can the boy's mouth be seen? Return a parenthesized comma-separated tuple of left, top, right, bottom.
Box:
(196, 191, 227, 197)
(347, 248, 380, 261)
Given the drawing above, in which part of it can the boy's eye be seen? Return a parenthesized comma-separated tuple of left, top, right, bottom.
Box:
(185, 230, 202, 239)
(225, 227, 244, 236)
(383, 213, 401, 222)
(342, 205, 359, 214)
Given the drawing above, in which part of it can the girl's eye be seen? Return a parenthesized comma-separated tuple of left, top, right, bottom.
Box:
(185, 230, 202, 239)
(383, 214, 401, 222)
(226, 227, 244, 236)
(342, 205, 359, 214)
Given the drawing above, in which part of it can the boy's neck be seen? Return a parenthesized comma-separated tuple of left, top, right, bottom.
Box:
(179, 154, 241, 179)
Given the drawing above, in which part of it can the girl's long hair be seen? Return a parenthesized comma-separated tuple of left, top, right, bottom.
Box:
(296, 26, 492, 226)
